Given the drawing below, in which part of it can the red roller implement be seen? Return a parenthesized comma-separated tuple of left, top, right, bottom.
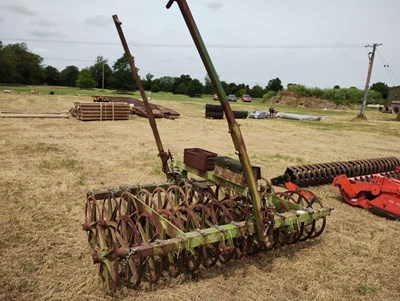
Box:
(333, 167, 400, 219)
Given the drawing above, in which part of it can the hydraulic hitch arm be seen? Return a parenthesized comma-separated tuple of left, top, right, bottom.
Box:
(113, 15, 171, 178)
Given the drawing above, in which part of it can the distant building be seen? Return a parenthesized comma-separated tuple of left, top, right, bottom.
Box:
(383, 86, 400, 114)
(386, 85, 400, 106)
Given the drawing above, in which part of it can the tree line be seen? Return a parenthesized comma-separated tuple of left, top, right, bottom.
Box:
(0, 41, 284, 97)
(0, 41, 389, 104)
(263, 83, 388, 105)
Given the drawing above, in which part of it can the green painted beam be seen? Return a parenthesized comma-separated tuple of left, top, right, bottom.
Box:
(176, 161, 249, 196)
(114, 205, 331, 259)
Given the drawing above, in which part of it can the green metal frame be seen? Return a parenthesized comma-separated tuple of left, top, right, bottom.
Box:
(90, 159, 331, 264)
(166, 0, 267, 242)
(95, 194, 331, 260)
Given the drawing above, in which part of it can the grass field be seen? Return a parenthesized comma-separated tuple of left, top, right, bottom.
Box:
(0, 86, 399, 301)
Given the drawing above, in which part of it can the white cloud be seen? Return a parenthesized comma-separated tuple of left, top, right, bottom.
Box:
(85, 15, 111, 27)
(30, 30, 64, 38)
(205, 1, 224, 11)
(2, 4, 36, 16)
(30, 19, 59, 27)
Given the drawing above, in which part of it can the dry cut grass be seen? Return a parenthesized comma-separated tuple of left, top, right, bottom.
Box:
(0, 93, 399, 301)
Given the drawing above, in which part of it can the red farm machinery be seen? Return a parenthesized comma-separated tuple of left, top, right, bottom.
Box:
(272, 157, 400, 220)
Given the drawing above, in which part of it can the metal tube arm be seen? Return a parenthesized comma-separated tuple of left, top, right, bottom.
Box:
(165, 1, 268, 243)
(112, 15, 172, 177)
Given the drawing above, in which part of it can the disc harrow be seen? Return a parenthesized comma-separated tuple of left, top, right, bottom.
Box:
(83, 3, 332, 295)
(84, 182, 330, 294)
(271, 157, 400, 187)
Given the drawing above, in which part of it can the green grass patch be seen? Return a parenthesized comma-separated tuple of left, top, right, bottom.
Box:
(0, 84, 137, 97)
(356, 278, 378, 295)
(287, 119, 400, 137)
(39, 158, 81, 172)
(252, 153, 304, 164)
(19, 143, 61, 155)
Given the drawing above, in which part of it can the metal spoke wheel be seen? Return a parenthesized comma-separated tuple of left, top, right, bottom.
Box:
(136, 214, 164, 283)
(101, 194, 119, 222)
(150, 187, 172, 210)
(173, 206, 202, 271)
(167, 185, 188, 208)
(94, 224, 119, 295)
(116, 216, 142, 288)
(192, 203, 220, 268)
(158, 209, 184, 277)
(119, 192, 140, 220)
(209, 201, 236, 264)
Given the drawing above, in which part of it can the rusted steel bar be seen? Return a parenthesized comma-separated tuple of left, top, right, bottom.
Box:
(166, 0, 267, 243)
(112, 15, 171, 177)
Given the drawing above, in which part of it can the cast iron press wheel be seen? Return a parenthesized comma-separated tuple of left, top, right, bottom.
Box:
(116, 216, 142, 288)
(136, 214, 164, 283)
(205, 110, 224, 119)
(205, 104, 223, 112)
(233, 110, 248, 119)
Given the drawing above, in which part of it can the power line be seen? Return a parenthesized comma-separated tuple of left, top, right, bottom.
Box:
(376, 49, 400, 85)
(0, 37, 367, 49)
(375, 51, 396, 85)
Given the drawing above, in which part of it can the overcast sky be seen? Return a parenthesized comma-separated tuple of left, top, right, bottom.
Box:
(0, 0, 399, 88)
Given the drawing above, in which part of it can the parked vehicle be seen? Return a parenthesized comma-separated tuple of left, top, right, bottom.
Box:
(227, 94, 237, 102)
(241, 94, 252, 102)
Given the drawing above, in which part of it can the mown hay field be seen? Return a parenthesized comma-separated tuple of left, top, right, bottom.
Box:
(0, 91, 399, 301)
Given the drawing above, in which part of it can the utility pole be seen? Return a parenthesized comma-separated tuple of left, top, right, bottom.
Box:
(102, 64, 105, 89)
(357, 43, 382, 119)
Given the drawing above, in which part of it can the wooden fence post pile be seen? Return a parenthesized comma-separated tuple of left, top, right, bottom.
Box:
(73, 102, 130, 121)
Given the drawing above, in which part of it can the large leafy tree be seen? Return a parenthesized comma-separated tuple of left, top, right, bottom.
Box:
(142, 73, 154, 90)
(44, 66, 60, 85)
(158, 76, 175, 92)
(110, 55, 136, 91)
(187, 79, 203, 97)
(89, 56, 113, 89)
(0, 41, 14, 83)
(172, 74, 192, 94)
(203, 75, 214, 95)
(265, 77, 283, 92)
(234, 83, 248, 97)
(175, 82, 188, 95)
(250, 84, 264, 98)
(150, 81, 161, 93)
(60, 66, 80, 87)
(370, 82, 389, 99)
(0, 42, 45, 84)
(76, 68, 96, 89)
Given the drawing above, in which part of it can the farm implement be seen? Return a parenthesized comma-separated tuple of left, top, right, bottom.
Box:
(271, 157, 400, 187)
(333, 168, 400, 219)
(272, 157, 400, 219)
(82, 1, 331, 295)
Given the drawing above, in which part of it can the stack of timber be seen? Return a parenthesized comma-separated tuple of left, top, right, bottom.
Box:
(0, 110, 69, 119)
(92, 96, 180, 119)
(72, 102, 130, 121)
